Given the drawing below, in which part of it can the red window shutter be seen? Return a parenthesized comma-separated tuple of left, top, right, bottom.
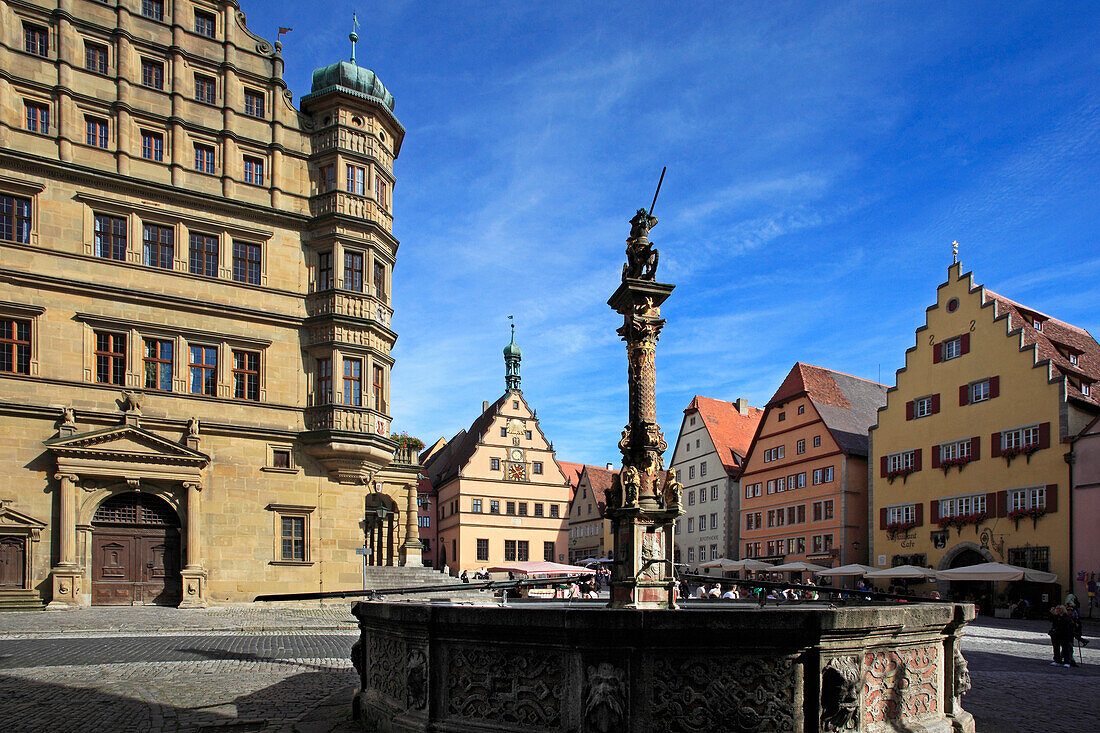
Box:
(931, 394, 940, 414)
(914, 502, 924, 527)
(1046, 484, 1058, 513)
(990, 432, 1002, 457)
(970, 436, 980, 461)
(1038, 422, 1051, 449)
(985, 492, 997, 516)
(989, 375, 1000, 398)
(931, 500, 940, 523)
(961, 332, 970, 354)
(931, 445, 941, 468)
(913, 448, 922, 471)
(905, 401, 914, 420)
(996, 490, 1008, 518)
(959, 385, 970, 406)
(879, 507, 889, 529)
(933, 342, 943, 363)
(880, 456, 888, 478)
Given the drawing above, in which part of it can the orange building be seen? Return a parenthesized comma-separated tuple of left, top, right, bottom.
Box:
(739, 364, 886, 567)
(421, 331, 573, 573)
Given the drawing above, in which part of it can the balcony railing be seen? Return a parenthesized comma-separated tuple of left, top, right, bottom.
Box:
(310, 190, 393, 234)
(392, 444, 418, 466)
(312, 129, 393, 170)
(306, 288, 393, 327)
(305, 404, 390, 436)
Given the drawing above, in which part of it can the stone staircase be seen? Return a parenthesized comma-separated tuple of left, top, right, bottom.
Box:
(0, 589, 46, 612)
(358, 566, 489, 602)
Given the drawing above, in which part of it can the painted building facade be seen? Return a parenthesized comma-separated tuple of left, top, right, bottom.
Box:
(870, 262, 1099, 598)
(740, 364, 886, 567)
(566, 464, 617, 565)
(0, 1, 422, 608)
(669, 396, 761, 566)
(423, 334, 572, 573)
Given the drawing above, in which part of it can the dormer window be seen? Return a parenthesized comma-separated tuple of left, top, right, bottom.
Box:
(1083, 382, 1092, 397)
(1033, 319, 1043, 331)
(1069, 353, 1079, 366)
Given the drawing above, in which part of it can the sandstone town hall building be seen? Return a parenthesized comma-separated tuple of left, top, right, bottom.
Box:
(0, 0, 425, 608)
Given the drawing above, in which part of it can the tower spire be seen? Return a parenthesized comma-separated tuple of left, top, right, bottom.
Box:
(504, 317, 522, 392)
(350, 12, 360, 64)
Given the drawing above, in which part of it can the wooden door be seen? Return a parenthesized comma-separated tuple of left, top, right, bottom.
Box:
(0, 536, 26, 589)
(139, 533, 181, 605)
(93, 532, 137, 605)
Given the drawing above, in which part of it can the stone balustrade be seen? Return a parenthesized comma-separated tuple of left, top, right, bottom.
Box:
(305, 405, 389, 436)
(310, 190, 393, 234)
(306, 288, 393, 327)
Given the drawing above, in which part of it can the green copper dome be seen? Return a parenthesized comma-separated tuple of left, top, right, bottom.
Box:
(309, 61, 395, 112)
(504, 332, 522, 358)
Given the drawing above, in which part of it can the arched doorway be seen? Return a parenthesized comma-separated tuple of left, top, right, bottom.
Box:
(364, 493, 399, 566)
(944, 546, 992, 615)
(91, 492, 182, 606)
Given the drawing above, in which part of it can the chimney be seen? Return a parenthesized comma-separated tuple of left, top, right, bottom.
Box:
(606, 462, 613, 470)
(736, 398, 749, 416)
(483, 400, 489, 412)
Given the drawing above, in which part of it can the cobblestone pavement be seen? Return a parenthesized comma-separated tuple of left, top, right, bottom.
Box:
(0, 607, 1097, 731)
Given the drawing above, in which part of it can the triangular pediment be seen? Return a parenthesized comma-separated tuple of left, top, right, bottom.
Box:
(45, 425, 209, 465)
(0, 505, 47, 531)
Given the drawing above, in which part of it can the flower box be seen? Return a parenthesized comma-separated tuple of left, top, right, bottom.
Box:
(885, 467, 915, 484)
(940, 456, 971, 473)
(1001, 443, 1039, 464)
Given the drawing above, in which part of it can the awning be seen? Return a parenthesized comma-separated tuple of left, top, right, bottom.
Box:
(486, 561, 595, 577)
(815, 563, 877, 577)
(935, 562, 1057, 583)
(865, 564, 937, 579)
(770, 561, 830, 573)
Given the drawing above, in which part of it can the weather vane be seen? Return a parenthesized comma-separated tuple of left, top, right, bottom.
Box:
(952, 240, 959, 264)
(350, 12, 360, 64)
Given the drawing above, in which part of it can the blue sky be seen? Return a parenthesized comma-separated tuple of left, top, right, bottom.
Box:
(247, 1, 1100, 465)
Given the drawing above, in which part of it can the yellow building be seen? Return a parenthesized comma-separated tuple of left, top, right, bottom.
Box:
(871, 260, 1099, 604)
(0, 1, 422, 609)
(424, 332, 573, 573)
(566, 464, 617, 565)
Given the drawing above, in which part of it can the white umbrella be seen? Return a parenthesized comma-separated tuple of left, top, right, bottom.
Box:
(738, 558, 774, 572)
(698, 558, 741, 570)
(771, 561, 830, 573)
(577, 557, 614, 566)
(815, 563, 877, 577)
(936, 562, 1057, 583)
(865, 564, 937, 579)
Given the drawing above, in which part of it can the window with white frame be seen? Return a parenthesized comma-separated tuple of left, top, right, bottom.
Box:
(914, 396, 933, 418)
(886, 504, 916, 525)
(939, 494, 986, 518)
(689, 466, 695, 479)
(1069, 353, 1078, 366)
(710, 513, 718, 530)
(796, 439, 805, 454)
(941, 439, 972, 462)
(1008, 486, 1046, 512)
(700, 461, 707, 477)
(687, 491, 695, 506)
(767, 479, 775, 494)
(887, 451, 915, 473)
(687, 517, 694, 533)
(943, 337, 962, 360)
(1002, 424, 1040, 451)
(711, 485, 718, 501)
(777, 476, 786, 492)
(699, 487, 706, 503)
(687, 547, 695, 563)
(970, 380, 991, 403)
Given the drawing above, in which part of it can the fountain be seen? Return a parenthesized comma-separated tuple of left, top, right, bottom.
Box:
(349, 205, 976, 733)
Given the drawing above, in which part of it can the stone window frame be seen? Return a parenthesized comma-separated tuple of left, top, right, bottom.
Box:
(267, 504, 314, 565)
(21, 19, 51, 59)
(83, 36, 110, 76)
(262, 443, 298, 474)
(0, 301, 45, 378)
(193, 7, 217, 39)
(82, 110, 112, 150)
(139, 126, 166, 163)
(243, 87, 266, 119)
(140, 55, 166, 91)
(0, 176, 44, 247)
(22, 95, 52, 136)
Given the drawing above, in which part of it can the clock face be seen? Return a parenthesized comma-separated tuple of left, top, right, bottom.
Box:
(508, 463, 525, 481)
(510, 448, 524, 461)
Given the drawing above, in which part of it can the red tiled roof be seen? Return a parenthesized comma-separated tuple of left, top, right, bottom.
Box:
(985, 290, 1100, 409)
(769, 363, 887, 457)
(556, 460, 586, 490)
(422, 394, 508, 485)
(684, 396, 763, 476)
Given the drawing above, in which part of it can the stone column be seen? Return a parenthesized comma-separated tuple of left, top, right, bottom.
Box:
(604, 209, 682, 610)
(400, 483, 423, 567)
(386, 514, 396, 566)
(179, 481, 207, 608)
(47, 473, 82, 609)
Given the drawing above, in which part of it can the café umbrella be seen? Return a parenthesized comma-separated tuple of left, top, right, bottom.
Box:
(770, 561, 830, 573)
(815, 563, 877, 578)
(935, 562, 1057, 583)
(864, 564, 937, 580)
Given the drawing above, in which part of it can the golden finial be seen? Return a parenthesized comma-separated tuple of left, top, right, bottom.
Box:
(952, 240, 959, 264)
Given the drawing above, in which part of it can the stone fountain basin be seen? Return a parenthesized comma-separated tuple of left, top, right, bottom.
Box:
(350, 600, 975, 733)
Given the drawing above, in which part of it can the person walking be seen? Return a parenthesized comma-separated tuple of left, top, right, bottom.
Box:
(1049, 605, 1077, 668)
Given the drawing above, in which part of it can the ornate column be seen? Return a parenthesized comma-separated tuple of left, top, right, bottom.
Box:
(400, 483, 423, 567)
(179, 481, 207, 608)
(47, 473, 82, 609)
(605, 209, 683, 609)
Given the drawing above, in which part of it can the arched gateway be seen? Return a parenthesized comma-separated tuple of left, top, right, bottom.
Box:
(91, 493, 182, 606)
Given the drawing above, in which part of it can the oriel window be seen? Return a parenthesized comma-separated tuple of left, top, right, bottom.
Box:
(373, 365, 385, 412)
(344, 250, 363, 291)
(317, 251, 333, 290)
(373, 262, 386, 300)
(188, 345, 217, 396)
(316, 357, 332, 403)
(0, 319, 31, 375)
(343, 358, 362, 406)
(346, 165, 365, 195)
(232, 349, 260, 401)
(142, 338, 173, 391)
(94, 331, 126, 385)
(375, 174, 388, 208)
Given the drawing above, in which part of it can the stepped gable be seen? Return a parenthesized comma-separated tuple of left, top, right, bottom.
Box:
(686, 396, 763, 476)
(770, 363, 887, 457)
(984, 290, 1099, 408)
